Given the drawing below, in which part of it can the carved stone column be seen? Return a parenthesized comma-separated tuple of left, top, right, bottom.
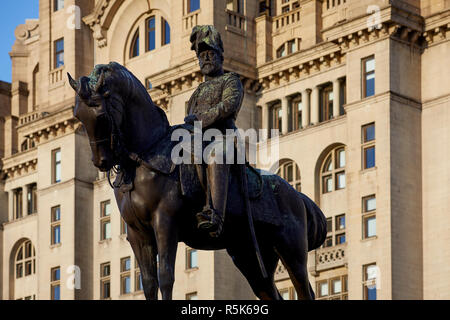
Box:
(281, 96, 289, 135)
(301, 89, 311, 128)
(261, 103, 270, 141)
(311, 86, 319, 125)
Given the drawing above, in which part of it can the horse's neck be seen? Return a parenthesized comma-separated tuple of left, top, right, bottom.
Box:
(123, 100, 169, 155)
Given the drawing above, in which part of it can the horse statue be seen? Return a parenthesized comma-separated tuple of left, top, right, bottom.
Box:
(68, 62, 327, 300)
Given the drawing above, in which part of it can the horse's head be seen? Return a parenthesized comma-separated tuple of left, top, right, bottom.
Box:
(68, 63, 127, 171)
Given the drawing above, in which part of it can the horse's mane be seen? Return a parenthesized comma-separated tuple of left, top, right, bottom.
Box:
(89, 62, 169, 127)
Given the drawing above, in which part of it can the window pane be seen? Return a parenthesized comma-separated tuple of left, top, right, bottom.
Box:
(189, 0, 200, 12)
(52, 285, 61, 300)
(104, 221, 111, 239)
(364, 146, 375, 168)
(55, 162, 61, 182)
(336, 215, 345, 230)
(190, 250, 198, 268)
(102, 264, 110, 277)
(54, 0, 64, 11)
(336, 172, 346, 189)
(147, 17, 155, 51)
(280, 289, 290, 300)
(337, 149, 345, 168)
(164, 20, 171, 45)
(336, 234, 346, 244)
(332, 279, 342, 294)
(365, 58, 375, 72)
(102, 281, 110, 299)
(364, 125, 375, 142)
(319, 282, 328, 297)
(123, 276, 131, 294)
(324, 236, 332, 247)
(16, 264, 23, 278)
(286, 164, 293, 182)
(366, 216, 376, 237)
(54, 225, 61, 244)
(366, 286, 377, 300)
(326, 218, 332, 232)
(365, 197, 376, 212)
(54, 268, 61, 281)
(365, 73, 375, 97)
(326, 176, 333, 192)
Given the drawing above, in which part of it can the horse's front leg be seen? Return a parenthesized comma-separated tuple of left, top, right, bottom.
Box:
(126, 225, 159, 300)
(153, 206, 179, 300)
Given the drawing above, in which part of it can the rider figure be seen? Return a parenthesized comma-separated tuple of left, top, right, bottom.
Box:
(185, 25, 244, 238)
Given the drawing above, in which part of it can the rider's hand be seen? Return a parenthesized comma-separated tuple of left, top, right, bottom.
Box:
(184, 114, 198, 124)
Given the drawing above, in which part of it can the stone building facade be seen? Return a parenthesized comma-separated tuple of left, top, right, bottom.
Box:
(0, 0, 449, 300)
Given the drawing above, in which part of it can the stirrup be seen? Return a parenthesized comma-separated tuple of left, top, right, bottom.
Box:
(196, 207, 223, 237)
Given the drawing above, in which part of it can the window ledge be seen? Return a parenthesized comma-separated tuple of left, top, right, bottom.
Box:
(185, 267, 199, 273)
(50, 243, 62, 249)
(98, 238, 112, 245)
(361, 236, 378, 242)
(119, 293, 133, 298)
(360, 166, 377, 174)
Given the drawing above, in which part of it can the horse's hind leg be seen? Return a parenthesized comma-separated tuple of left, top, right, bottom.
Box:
(127, 226, 159, 300)
(227, 243, 281, 300)
(274, 226, 314, 300)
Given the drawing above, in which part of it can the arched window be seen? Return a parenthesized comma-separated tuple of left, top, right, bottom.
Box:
(161, 18, 170, 46)
(130, 29, 139, 58)
(276, 160, 301, 192)
(321, 146, 346, 194)
(15, 240, 36, 279)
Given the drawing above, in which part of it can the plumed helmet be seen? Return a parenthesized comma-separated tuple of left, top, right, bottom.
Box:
(190, 25, 224, 56)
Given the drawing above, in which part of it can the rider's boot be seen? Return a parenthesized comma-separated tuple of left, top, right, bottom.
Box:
(196, 162, 230, 238)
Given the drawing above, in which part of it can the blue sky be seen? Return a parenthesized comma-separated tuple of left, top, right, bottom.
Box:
(0, 1, 39, 83)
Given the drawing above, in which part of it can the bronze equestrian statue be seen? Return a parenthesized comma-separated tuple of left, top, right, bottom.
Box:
(68, 25, 327, 300)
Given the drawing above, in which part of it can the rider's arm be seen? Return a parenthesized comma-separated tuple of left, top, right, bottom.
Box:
(196, 74, 243, 128)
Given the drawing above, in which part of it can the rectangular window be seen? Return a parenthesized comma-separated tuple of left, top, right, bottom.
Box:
(282, 5, 290, 13)
(290, 96, 302, 131)
(320, 85, 334, 122)
(135, 260, 143, 292)
(161, 18, 171, 46)
(362, 56, 375, 98)
(100, 201, 111, 240)
(54, 0, 64, 11)
(362, 123, 375, 169)
(100, 262, 111, 299)
(186, 248, 198, 269)
(363, 264, 377, 300)
(186, 292, 198, 300)
(335, 214, 345, 231)
(120, 257, 131, 295)
(146, 17, 156, 51)
(362, 195, 376, 239)
(317, 275, 348, 300)
(287, 39, 297, 54)
(269, 104, 282, 134)
(318, 281, 329, 297)
(280, 288, 290, 300)
(52, 148, 62, 183)
(188, 0, 200, 13)
(120, 218, 128, 236)
(51, 206, 61, 245)
(27, 184, 37, 215)
(51, 267, 61, 300)
(54, 38, 64, 69)
(13, 188, 23, 220)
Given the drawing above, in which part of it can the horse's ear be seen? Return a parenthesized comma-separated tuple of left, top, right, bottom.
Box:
(67, 73, 79, 92)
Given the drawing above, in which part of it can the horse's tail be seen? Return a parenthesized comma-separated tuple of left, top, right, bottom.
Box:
(298, 192, 327, 251)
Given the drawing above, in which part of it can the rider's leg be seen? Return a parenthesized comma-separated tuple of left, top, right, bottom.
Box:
(196, 162, 230, 237)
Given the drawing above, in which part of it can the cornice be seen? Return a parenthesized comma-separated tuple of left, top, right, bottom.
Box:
(17, 106, 79, 147)
(1, 149, 38, 180)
